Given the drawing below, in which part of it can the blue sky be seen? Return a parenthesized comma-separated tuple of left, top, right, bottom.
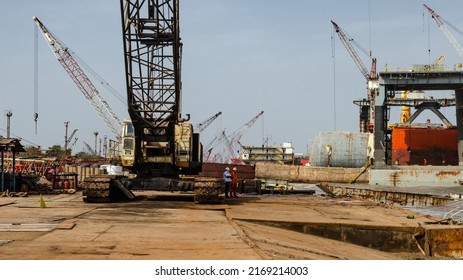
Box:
(1, 0, 462, 156)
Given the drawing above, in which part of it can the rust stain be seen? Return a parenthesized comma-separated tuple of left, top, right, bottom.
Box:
(324, 185, 453, 207)
(389, 172, 399, 187)
(436, 170, 461, 177)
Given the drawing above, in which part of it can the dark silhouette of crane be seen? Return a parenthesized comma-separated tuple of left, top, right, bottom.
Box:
(194, 112, 222, 133)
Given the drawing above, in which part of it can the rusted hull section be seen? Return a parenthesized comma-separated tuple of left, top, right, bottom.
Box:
(424, 226, 463, 258)
(199, 162, 255, 179)
(315, 183, 463, 258)
(370, 167, 463, 187)
(245, 219, 422, 253)
(242, 219, 463, 258)
(317, 183, 454, 207)
(255, 162, 369, 183)
(392, 127, 458, 166)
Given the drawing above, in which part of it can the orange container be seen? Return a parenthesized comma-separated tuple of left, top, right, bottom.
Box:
(391, 127, 458, 166)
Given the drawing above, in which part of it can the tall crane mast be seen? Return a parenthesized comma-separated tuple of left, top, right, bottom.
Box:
(65, 129, 78, 149)
(121, 0, 182, 132)
(33, 17, 122, 142)
(194, 112, 222, 133)
(331, 21, 377, 81)
(82, 0, 205, 204)
(120, 0, 201, 175)
(424, 4, 463, 59)
(331, 20, 378, 132)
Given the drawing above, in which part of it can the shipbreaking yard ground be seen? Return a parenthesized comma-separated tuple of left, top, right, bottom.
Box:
(1, 183, 463, 260)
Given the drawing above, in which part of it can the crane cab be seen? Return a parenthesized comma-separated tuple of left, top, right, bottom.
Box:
(121, 119, 135, 168)
(120, 118, 202, 175)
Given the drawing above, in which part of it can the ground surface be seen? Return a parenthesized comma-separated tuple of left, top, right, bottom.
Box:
(0, 191, 457, 260)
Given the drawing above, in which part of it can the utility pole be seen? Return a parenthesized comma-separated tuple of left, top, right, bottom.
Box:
(6, 111, 12, 138)
(64, 121, 70, 150)
(103, 135, 108, 159)
(99, 138, 102, 157)
(94, 131, 98, 157)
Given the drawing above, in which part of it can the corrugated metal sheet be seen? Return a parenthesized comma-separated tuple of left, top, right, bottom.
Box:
(309, 131, 369, 168)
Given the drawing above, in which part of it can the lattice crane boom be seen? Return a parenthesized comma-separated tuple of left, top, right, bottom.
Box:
(332, 20, 378, 132)
(203, 130, 224, 162)
(424, 4, 463, 59)
(204, 111, 264, 163)
(229, 111, 264, 145)
(83, 141, 95, 155)
(66, 129, 78, 148)
(118, 0, 202, 175)
(226, 111, 264, 159)
(194, 111, 222, 133)
(331, 20, 376, 80)
(221, 131, 236, 161)
(33, 16, 122, 142)
(69, 137, 79, 149)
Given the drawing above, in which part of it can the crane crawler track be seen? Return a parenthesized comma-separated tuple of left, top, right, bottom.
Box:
(194, 177, 223, 204)
(82, 175, 134, 203)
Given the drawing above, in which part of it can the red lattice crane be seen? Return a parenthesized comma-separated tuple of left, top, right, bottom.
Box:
(424, 4, 463, 59)
(204, 111, 264, 163)
(203, 130, 225, 162)
(33, 16, 122, 142)
(331, 20, 376, 80)
(225, 111, 264, 163)
(331, 20, 378, 132)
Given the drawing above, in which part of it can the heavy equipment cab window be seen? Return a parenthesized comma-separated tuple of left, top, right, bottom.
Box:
(125, 123, 134, 136)
(123, 139, 134, 150)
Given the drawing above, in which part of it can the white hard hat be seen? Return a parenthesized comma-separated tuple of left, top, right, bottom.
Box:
(225, 167, 229, 171)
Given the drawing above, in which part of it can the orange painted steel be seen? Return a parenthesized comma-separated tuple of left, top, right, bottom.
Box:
(392, 127, 458, 166)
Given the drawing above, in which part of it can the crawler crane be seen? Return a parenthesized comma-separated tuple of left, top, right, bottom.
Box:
(82, 0, 221, 203)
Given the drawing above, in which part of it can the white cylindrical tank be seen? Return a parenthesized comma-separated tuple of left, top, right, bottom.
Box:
(308, 131, 369, 168)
